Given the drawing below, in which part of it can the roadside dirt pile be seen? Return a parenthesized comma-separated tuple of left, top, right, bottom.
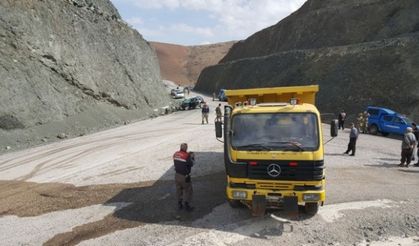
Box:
(195, 0, 419, 121)
(151, 41, 235, 86)
(0, 0, 171, 151)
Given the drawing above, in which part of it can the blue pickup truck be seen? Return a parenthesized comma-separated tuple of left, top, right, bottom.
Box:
(218, 89, 228, 101)
(367, 106, 413, 136)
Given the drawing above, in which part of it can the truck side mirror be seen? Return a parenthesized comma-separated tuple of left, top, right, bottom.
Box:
(331, 119, 338, 137)
(215, 121, 223, 138)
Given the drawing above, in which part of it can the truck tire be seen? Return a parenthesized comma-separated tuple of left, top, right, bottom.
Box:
(369, 124, 378, 135)
(228, 199, 242, 208)
(304, 202, 319, 215)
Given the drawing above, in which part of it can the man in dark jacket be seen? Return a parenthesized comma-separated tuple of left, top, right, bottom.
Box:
(201, 102, 209, 124)
(344, 123, 358, 156)
(338, 110, 346, 130)
(215, 103, 222, 122)
(173, 143, 195, 211)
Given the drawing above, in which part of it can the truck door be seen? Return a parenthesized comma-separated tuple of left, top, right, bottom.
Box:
(381, 115, 395, 133)
(392, 117, 407, 134)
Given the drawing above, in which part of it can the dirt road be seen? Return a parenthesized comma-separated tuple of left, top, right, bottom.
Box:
(0, 92, 418, 246)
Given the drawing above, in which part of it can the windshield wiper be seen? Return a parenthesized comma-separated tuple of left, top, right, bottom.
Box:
(236, 144, 272, 151)
(267, 141, 305, 151)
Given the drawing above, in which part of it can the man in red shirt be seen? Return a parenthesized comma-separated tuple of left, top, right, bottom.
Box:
(173, 143, 195, 211)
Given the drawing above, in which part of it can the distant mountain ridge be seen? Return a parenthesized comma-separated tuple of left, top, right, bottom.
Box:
(195, 0, 419, 121)
(151, 41, 235, 86)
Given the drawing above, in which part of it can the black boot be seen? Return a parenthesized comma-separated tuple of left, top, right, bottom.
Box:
(184, 202, 194, 212)
(178, 200, 183, 210)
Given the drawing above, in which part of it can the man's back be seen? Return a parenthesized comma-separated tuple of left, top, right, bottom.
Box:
(216, 106, 221, 115)
(402, 132, 416, 149)
(173, 150, 193, 175)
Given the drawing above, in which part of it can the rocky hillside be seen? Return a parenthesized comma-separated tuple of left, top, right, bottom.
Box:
(0, 0, 171, 151)
(151, 41, 235, 86)
(195, 0, 419, 121)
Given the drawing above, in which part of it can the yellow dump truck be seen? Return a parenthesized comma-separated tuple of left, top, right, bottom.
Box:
(215, 85, 326, 216)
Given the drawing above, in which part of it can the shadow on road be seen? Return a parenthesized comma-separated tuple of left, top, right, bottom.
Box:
(104, 151, 306, 239)
(325, 153, 345, 156)
(398, 168, 419, 173)
(365, 163, 400, 168)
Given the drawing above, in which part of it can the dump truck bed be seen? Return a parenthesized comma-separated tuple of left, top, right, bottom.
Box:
(225, 85, 319, 106)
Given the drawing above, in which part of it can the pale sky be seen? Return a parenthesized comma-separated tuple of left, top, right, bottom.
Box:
(110, 0, 307, 45)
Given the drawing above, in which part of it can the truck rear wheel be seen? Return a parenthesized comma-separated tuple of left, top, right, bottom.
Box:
(369, 124, 378, 135)
(304, 202, 319, 215)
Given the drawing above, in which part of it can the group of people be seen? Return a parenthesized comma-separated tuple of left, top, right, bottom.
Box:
(341, 112, 419, 167)
(201, 103, 223, 124)
(399, 123, 419, 167)
(356, 111, 370, 134)
(338, 109, 370, 134)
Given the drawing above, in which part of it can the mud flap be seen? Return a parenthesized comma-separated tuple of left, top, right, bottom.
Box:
(252, 195, 266, 216)
(283, 196, 299, 219)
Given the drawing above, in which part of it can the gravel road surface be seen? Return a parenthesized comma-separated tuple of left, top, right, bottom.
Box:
(0, 91, 418, 246)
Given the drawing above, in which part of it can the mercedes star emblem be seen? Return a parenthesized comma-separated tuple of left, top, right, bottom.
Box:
(267, 163, 281, 177)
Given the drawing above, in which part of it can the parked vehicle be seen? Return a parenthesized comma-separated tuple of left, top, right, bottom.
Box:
(181, 97, 201, 110)
(218, 89, 227, 101)
(194, 96, 205, 104)
(172, 89, 185, 99)
(367, 106, 413, 136)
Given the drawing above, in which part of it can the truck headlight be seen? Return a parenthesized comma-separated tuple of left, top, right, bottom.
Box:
(232, 190, 247, 199)
(303, 193, 320, 201)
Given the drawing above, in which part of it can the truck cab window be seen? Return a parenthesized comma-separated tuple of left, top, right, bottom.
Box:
(383, 115, 393, 122)
(231, 113, 319, 151)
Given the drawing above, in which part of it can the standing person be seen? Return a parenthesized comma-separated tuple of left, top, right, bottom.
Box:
(338, 110, 346, 130)
(173, 143, 195, 211)
(201, 102, 209, 124)
(362, 111, 370, 133)
(412, 123, 419, 166)
(356, 113, 364, 133)
(215, 103, 222, 122)
(344, 123, 359, 156)
(399, 127, 416, 167)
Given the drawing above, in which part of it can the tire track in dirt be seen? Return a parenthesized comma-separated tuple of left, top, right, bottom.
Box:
(0, 128, 177, 171)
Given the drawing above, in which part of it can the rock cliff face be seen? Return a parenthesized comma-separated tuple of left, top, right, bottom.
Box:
(0, 0, 171, 150)
(195, 0, 419, 121)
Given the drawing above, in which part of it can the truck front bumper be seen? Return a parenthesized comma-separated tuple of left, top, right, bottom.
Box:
(227, 177, 325, 206)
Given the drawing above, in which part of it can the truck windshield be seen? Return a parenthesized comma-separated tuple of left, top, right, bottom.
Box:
(231, 113, 319, 151)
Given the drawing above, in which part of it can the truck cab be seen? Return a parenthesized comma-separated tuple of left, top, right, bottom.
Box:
(367, 106, 412, 136)
(215, 85, 325, 216)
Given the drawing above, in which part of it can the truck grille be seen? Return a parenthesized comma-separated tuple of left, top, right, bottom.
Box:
(256, 182, 293, 190)
(243, 160, 324, 181)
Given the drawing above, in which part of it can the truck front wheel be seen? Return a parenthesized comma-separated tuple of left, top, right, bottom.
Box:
(228, 199, 243, 208)
(304, 202, 319, 215)
(369, 124, 378, 135)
